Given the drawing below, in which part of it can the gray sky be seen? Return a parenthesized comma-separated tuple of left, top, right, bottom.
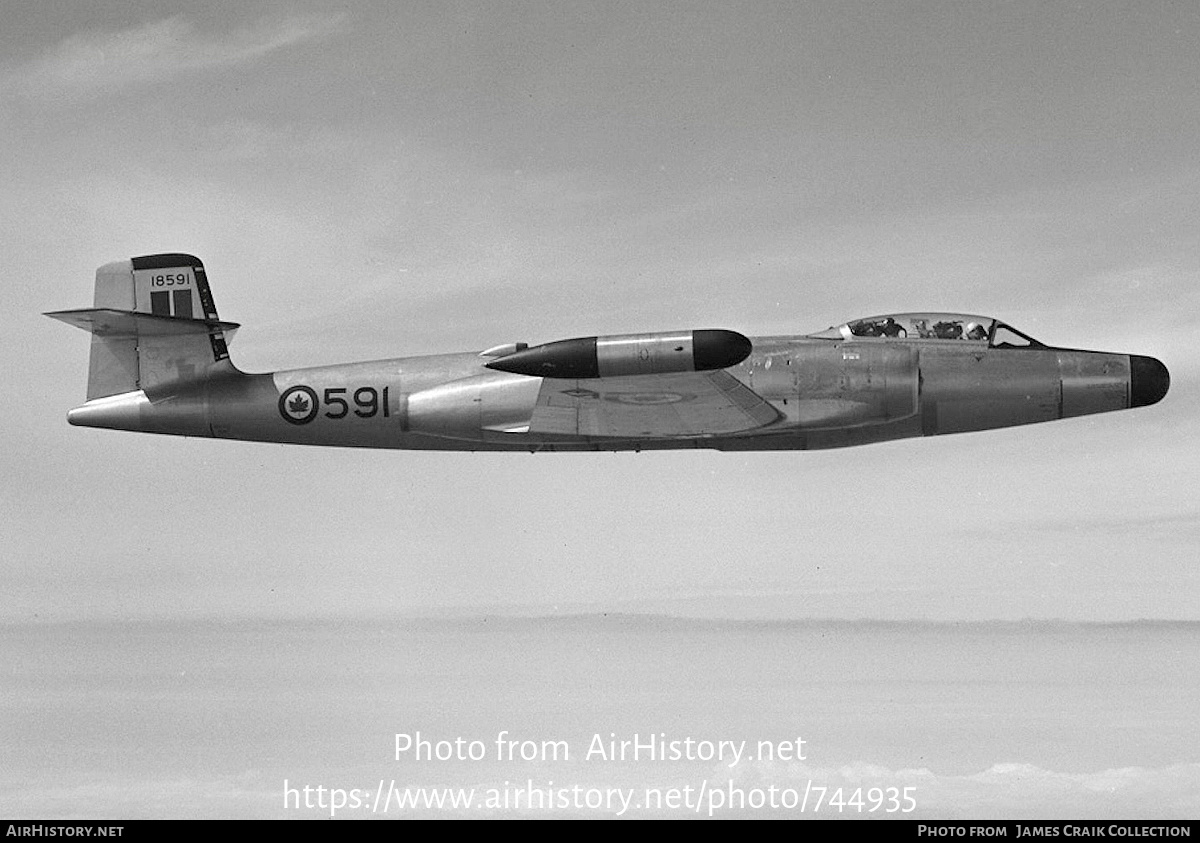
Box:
(3, 1, 1198, 623)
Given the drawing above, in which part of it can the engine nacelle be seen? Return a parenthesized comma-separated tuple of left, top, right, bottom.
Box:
(484, 329, 752, 379)
(402, 371, 542, 440)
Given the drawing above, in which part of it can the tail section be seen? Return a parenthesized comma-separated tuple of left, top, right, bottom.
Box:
(47, 254, 239, 399)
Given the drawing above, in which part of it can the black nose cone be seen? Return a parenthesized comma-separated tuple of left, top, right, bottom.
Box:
(1129, 355, 1170, 407)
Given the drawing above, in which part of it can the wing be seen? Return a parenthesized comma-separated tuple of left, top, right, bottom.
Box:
(527, 370, 780, 439)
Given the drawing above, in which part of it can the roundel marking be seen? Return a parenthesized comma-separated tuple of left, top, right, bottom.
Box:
(279, 385, 319, 425)
(602, 391, 696, 405)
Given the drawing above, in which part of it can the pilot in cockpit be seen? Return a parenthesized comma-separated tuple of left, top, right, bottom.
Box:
(966, 322, 988, 341)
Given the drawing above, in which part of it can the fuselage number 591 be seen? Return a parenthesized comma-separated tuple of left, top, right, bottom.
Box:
(279, 385, 390, 425)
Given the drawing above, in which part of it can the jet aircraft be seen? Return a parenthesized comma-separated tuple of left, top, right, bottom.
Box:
(47, 254, 1169, 452)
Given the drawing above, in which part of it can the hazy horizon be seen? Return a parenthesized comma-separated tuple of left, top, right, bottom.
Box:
(4, 616, 1198, 819)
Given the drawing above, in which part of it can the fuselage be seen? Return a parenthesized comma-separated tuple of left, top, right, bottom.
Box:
(66, 330, 1169, 452)
(53, 257, 1168, 452)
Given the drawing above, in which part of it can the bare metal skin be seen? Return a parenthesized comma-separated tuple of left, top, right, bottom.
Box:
(48, 255, 1169, 453)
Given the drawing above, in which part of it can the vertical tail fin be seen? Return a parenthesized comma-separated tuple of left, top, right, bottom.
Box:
(46, 253, 239, 399)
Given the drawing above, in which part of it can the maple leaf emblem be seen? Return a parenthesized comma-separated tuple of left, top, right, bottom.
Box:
(278, 387, 318, 425)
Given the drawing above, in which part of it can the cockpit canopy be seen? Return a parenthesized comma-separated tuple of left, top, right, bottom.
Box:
(811, 312, 1044, 349)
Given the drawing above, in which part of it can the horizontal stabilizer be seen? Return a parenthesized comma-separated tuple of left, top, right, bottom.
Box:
(45, 308, 240, 339)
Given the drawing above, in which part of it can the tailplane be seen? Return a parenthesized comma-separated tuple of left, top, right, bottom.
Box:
(46, 254, 239, 399)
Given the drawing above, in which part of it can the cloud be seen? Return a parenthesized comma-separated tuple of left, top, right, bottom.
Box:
(1, 14, 346, 105)
(4, 757, 1198, 819)
(706, 759, 1200, 820)
(1, 773, 279, 820)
